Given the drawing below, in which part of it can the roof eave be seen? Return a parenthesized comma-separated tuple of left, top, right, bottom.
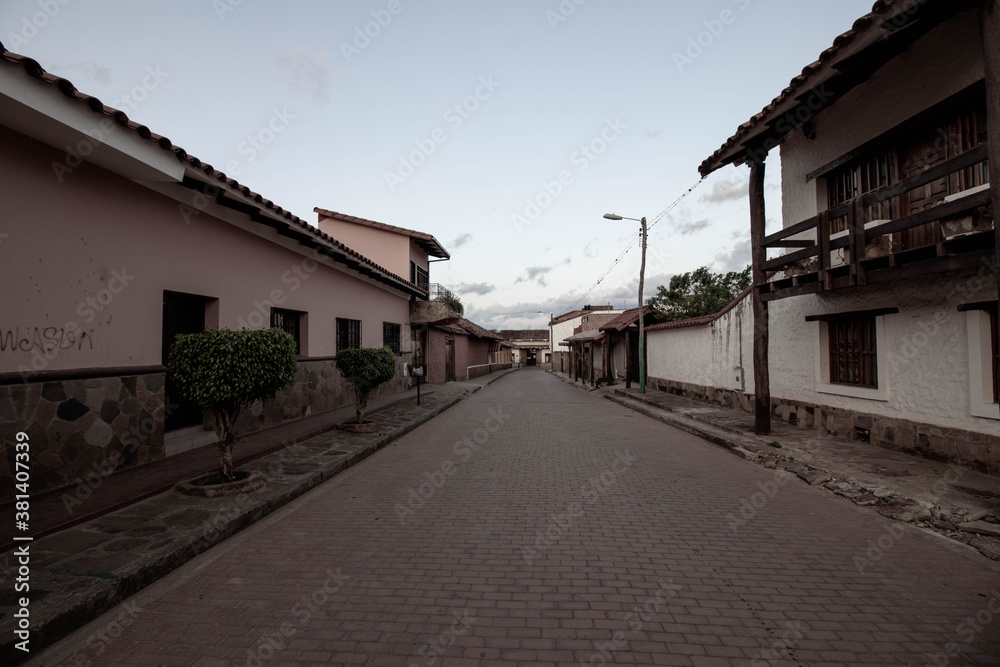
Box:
(698, 0, 959, 177)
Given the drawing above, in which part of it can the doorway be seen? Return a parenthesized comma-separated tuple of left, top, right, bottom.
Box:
(162, 291, 208, 431)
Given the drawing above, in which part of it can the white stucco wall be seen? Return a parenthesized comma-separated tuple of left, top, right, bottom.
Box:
(779, 8, 984, 228)
(767, 272, 1000, 436)
(647, 296, 752, 394)
(645, 273, 1000, 438)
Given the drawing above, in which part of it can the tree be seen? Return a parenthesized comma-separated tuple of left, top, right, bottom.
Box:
(168, 328, 298, 480)
(335, 346, 397, 423)
(437, 292, 464, 317)
(648, 265, 752, 321)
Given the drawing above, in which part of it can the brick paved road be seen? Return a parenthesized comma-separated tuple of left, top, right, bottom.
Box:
(33, 369, 1000, 666)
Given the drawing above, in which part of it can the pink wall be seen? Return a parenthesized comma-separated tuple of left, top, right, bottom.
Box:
(317, 216, 412, 279)
(0, 125, 413, 375)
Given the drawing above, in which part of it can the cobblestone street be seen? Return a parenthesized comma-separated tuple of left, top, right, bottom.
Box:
(31, 369, 1000, 666)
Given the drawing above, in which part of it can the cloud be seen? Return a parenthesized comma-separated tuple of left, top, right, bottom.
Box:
(714, 237, 752, 272)
(645, 129, 661, 139)
(276, 46, 332, 106)
(583, 240, 600, 259)
(516, 266, 553, 287)
(454, 282, 495, 296)
(701, 177, 748, 204)
(451, 233, 473, 248)
(673, 218, 711, 236)
(464, 301, 555, 330)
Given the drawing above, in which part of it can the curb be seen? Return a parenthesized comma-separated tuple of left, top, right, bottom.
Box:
(604, 391, 760, 457)
(2, 379, 500, 664)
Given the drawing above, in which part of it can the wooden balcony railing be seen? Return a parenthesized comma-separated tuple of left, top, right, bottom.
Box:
(759, 144, 993, 301)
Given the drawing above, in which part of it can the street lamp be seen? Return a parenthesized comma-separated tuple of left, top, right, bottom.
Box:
(604, 213, 647, 394)
(537, 310, 553, 370)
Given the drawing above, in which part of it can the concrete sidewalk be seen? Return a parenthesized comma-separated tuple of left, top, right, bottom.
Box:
(551, 371, 1000, 562)
(0, 369, 517, 664)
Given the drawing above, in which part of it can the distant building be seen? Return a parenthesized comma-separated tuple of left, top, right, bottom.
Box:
(497, 330, 550, 367)
(549, 306, 622, 374)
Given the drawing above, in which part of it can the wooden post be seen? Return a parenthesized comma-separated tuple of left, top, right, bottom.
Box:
(625, 330, 632, 389)
(818, 210, 831, 291)
(749, 158, 771, 435)
(982, 0, 1000, 401)
(603, 336, 610, 383)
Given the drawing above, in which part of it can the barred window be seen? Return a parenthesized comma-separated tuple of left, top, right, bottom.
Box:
(270, 308, 301, 354)
(337, 318, 361, 352)
(828, 317, 878, 388)
(383, 322, 401, 355)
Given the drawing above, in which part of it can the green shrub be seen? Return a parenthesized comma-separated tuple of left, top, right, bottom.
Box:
(335, 346, 397, 423)
(168, 328, 298, 480)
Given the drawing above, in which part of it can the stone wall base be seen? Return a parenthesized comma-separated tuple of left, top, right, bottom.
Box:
(0, 356, 413, 501)
(646, 375, 1000, 476)
(0, 373, 165, 502)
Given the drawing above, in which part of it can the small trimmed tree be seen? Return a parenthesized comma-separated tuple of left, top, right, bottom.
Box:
(168, 328, 298, 481)
(335, 346, 397, 423)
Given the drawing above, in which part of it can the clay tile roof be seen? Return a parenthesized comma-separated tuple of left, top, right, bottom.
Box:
(0, 43, 428, 298)
(314, 207, 450, 259)
(698, 0, 930, 177)
(644, 287, 752, 332)
(563, 329, 606, 343)
(497, 330, 549, 342)
(456, 318, 502, 340)
(599, 307, 654, 332)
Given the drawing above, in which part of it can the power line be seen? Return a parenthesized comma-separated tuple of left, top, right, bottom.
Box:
(559, 177, 706, 313)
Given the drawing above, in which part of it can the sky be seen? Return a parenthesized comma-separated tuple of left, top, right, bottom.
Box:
(1, 0, 877, 330)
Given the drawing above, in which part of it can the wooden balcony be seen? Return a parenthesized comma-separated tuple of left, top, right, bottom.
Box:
(759, 144, 993, 301)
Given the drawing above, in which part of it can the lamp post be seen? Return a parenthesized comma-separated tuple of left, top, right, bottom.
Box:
(604, 213, 647, 394)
